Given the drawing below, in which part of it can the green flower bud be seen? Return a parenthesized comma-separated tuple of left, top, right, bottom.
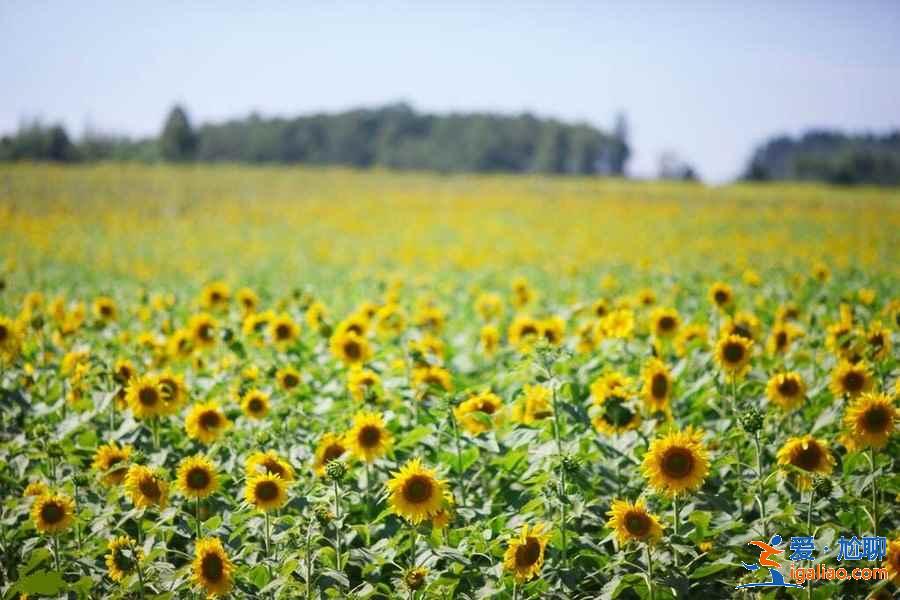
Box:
(325, 460, 346, 482)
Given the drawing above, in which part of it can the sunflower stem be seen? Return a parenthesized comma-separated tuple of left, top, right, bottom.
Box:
(449, 408, 467, 506)
(549, 378, 569, 570)
(868, 448, 878, 535)
(52, 534, 61, 572)
(264, 510, 271, 558)
(365, 461, 373, 519)
(333, 478, 343, 571)
(409, 524, 417, 569)
(305, 522, 314, 600)
(646, 544, 655, 600)
(150, 417, 160, 450)
(671, 494, 680, 569)
(512, 580, 518, 600)
(753, 432, 767, 538)
(195, 498, 201, 539)
(132, 539, 146, 600)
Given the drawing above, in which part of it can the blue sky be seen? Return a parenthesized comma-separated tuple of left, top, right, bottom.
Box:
(2, 1, 899, 181)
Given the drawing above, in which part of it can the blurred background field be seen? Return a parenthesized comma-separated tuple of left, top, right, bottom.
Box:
(1, 163, 897, 308)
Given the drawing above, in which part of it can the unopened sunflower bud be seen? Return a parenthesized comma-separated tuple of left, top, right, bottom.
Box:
(318, 323, 333, 339)
(561, 454, 582, 474)
(739, 407, 764, 433)
(73, 474, 90, 488)
(404, 567, 428, 591)
(314, 504, 334, 525)
(255, 430, 271, 445)
(325, 460, 346, 482)
(47, 442, 64, 459)
(812, 475, 833, 499)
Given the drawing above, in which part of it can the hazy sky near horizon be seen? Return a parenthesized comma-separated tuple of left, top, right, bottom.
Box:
(2, 1, 900, 181)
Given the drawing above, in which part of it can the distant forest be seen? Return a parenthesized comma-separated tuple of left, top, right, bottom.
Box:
(2, 104, 899, 185)
(743, 130, 900, 186)
(0, 104, 630, 176)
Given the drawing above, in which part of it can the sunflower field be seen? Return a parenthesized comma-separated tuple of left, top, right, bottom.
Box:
(0, 163, 899, 599)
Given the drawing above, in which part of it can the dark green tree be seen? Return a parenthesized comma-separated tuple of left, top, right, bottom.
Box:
(160, 105, 197, 162)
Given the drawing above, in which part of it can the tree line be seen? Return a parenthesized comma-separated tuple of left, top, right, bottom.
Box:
(0, 104, 630, 176)
(743, 130, 900, 186)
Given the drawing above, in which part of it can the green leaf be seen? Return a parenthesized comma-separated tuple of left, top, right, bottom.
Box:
(17, 570, 66, 595)
(249, 563, 271, 588)
(689, 561, 733, 579)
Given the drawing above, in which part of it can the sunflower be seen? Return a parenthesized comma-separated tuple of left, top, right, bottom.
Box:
(714, 334, 753, 379)
(590, 371, 633, 407)
(0, 315, 22, 360)
(502, 523, 550, 583)
(637, 288, 656, 307)
(23, 481, 49, 498)
(575, 320, 598, 353)
(885, 538, 900, 583)
(512, 384, 553, 424)
(606, 499, 663, 544)
(642, 428, 710, 496)
(475, 292, 503, 321)
(348, 367, 382, 402)
(842, 393, 897, 450)
(510, 276, 534, 308)
(866, 321, 892, 361)
(829, 360, 873, 398)
(508, 315, 541, 351)
(409, 334, 445, 360)
(185, 402, 232, 445)
(92, 296, 117, 321)
(106, 536, 142, 582)
(721, 311, 760, 342)
(777, 435, 834, 489)
(641, 358, 672, 413)
(276, 366, 301, 390)
(92, 442, 133, 486)
(124, 465, 169, 509)
(244, 473, 288, 512)
(811, 262, 830, 282)
(592, 393, 642, 435)
(650, 307, 680, 339)
(188, 313, 218, 349)
(168, 329, 194, 359)
(125, 374, 165, 420)
(199, 282, 231, 310)
(766, 322, 803, 355)
(591, 298, 610, 319)
(329, 330, 372, 365)
(386, 457, 447, 524)
(708, 282, 733, 310)
(313, 433, 349, 476)
(240, 389, 270, 419)
(31, 494, 76, 534)
(157, 370, 187, 415)
(674, 323, 708, 356)
(826, 320, 860, 359)
(246, 450, 295, 482)
(269, 313, 300, 347)
(430, 492, 455, 530)
(335, 313, 370, 337)
(236, 287, 259, 314)
(454, 391, 504, 435)
(113, 358, 136, 386)
(192, 537, 235, 597)
(480, 324, 500, 356)
(415, 305, 446, 333)
(242, 309, 275, 338)
(765, 372, 806, 411)
(411, 365, 453, 392)
(347, 411, 392, 462)
(539, 316, 566, 346)
(601, 309, 635, 339)
(177, 455, 219, 499)
(306, 300, 329, 330)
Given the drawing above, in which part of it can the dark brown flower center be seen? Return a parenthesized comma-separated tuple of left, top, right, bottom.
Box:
(198, 324, 213, 341)
(247, 398, 265, 414)
(0, 325, 8, 341)
(723, 342, 745, 364)
(862, 407, 890, 432)
(714, 290, 728, 304)
(347, 323, 364, 336)
(199, 410, 221, 429)
(255, 480, 279, 502)
(651, 373, 668, 399)
(520, 324, 538, 337)
(515, 538, 542, 568)
(139, 477, 161, 500)
(100, 304, 113, 316)
(792, 442, 823, 471)
(778, 378, 800, 397)
(625, 512, 650, 537)
(661, 447, 695, 479)
(138, 386, 159, 407)
(658, 316, 676, 332)
(187, 467, 211, 490)
(41, 502, 64, 524)
(478, 401, 498, 415)
(842, 371, 864, 393)
(275, 324, 292, 340)
(263, 459, 286, 477)
(775, 331, 788, 350)
(323, 444, 345, 462)
(402, 475, 434, 503)
(201, 553, 224, 581)
(358, 425, 382, 448)
(344, 340, 361, 360)
(282, 373, 299, 388)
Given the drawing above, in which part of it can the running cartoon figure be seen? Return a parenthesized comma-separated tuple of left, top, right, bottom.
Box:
(735, 534, 804, 589)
